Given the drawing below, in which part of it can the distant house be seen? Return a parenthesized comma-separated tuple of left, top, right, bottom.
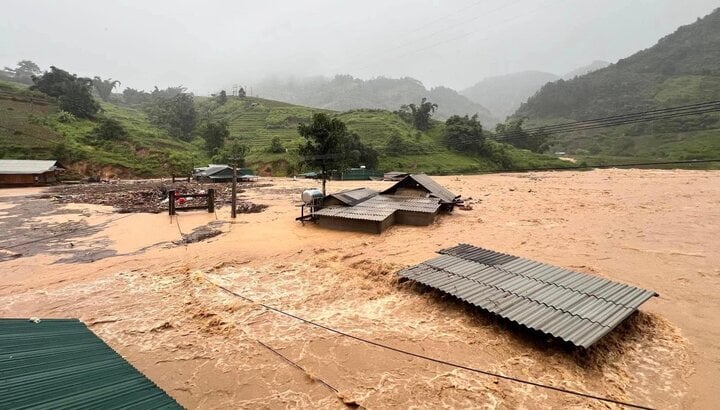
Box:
(0, 160, 65, 186)
(193, 165, 255, 183)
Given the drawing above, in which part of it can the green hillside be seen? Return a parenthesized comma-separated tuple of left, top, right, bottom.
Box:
(0, 80, 206, 177)
(1, 79, 567, 177)
(513, 9, 720, 163)
(196, 97, 568, 175)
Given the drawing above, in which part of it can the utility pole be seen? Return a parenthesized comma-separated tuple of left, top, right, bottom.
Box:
(230, 158, 238, 219)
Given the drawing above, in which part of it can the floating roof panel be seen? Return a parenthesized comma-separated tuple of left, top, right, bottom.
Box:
(0, 318, 181, 409)
(398, 244, 658, 348)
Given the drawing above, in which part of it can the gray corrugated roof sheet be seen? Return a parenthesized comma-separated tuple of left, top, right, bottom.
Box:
(360, 195, 441, 213)
(0, 160, 64, 175)
(0, 318, 181, 409)
(398, 244, 658, 348)
(381, 173, 459, 204)
(326, 187, 379, 206)
(313, 206, 395, 221)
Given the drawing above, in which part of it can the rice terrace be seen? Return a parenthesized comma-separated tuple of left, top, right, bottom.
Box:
(1, 2, 720, 409)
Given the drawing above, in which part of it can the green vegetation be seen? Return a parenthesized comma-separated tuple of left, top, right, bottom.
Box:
(1, 77, 568, 177)
(0, 80, 206, 177)
(31, 66, 99, 119)
(513, 8, 720, 166)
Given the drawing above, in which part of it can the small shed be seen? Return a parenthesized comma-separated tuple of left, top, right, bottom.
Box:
(0, 159, 65, 186)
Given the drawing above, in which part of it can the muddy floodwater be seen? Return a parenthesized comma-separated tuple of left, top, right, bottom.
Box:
(1, 169, 718, 409)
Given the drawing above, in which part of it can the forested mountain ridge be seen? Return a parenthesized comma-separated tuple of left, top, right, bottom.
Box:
(515, 8, 720, 120)
(254, 75, 498, 126)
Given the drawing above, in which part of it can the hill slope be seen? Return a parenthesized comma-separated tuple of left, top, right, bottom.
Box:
(0, 81, 206, 178)
(254, 75, 498, 126)
(513, 9, 720, 163)
(196, 96, 566, 175)
(1, 79, 566, 177)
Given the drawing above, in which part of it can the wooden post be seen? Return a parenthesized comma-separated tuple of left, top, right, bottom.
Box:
(168, 190, 176, 215)
(231, 163, 237, 219)
(207, 189, 215, 213)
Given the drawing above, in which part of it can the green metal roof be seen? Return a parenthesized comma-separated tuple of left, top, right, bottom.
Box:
(0, 318, 181, 409)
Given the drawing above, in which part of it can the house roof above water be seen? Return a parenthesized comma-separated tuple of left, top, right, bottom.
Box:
(325, 187, 379, 206)
(0, 318, 181, 409)
(0, 160, 65, 175)
(381, 173, 459, 204)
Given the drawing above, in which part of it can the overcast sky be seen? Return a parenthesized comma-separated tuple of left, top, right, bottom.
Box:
(1, 0, 717, 94)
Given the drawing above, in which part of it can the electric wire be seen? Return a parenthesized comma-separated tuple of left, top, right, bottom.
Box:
(205, 277, 655, 410)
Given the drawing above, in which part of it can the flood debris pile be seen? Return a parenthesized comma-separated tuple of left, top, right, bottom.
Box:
(48, 181, 268, 214)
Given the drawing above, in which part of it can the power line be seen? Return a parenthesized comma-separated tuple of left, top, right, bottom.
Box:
(204, 277, 655, 410)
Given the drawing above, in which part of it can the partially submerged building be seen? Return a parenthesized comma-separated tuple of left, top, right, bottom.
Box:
(0, 159, 65, 186)
(193, 165, 256, 182)
(304, 173, 460, 234)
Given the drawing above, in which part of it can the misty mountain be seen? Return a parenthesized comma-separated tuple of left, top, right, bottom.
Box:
(562, 60, 610, 80)
(515, 8, 720, 120)
(254, 75, 498, 126)
(460, 71, 560, 121)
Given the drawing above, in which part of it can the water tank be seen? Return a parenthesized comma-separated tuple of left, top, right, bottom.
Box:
(301, 189, 323, 204)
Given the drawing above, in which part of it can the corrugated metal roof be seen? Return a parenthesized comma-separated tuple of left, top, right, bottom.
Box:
(0, 318, 181, 409)
(398, 244, 658, 348)
(0, 160, 64, 175)
(360, 195, 441, 213)
(325, 187, 379, 206)
(381, 173, 458, 204)
(313, 206, 395, 221)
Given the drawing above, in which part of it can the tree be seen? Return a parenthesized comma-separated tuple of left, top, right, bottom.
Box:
(201, 120, 229, 154)
(146, 91, 197, 141)
(31, 66, 100, 118)
(385, 133, 407, 155)
(238, 87, 246, 98)
(2, 60, 41, 84)
(494, 119, 550, 153)
(122, 87, 151, 105)
(212, 138, 249, 165)
(87, 117, 127, 141)
(93, 77, 121, 101)
(217, 90, 228, 105)
(397, 97, 437, 131)
(443, 114, 484, 154)
(298, 113, 349, 195)
(344, 132, 379, 169)
(269, 136, 285, 153)
(167, 152, 193, 177)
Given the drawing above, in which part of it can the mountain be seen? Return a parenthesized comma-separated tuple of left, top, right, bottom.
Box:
(0, 79, 565, 177)
(562, 60, 610, 80)
(516, 9, 720, 120)
(513, 8, 720, 163)
(460, 71, 560, 121)
(254, 75, 499, 127)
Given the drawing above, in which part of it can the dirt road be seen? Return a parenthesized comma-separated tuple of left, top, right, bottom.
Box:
(1, 169, 718, 408)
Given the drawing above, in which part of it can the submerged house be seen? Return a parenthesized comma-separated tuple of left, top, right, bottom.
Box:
(0, 159, 65, 186)
(193, 165, 255, 182)
(310, 174, 461, 234)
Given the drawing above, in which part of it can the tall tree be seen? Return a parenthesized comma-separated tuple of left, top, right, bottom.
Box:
(202, 120, 229, 154)
(92, 77, 121, 101)
(397, 97, 437, 131)
(494, 119, 550, 153)
(2, 60, 41, 84)
(31, 66, 99, 118)
(443, 114, 485, 154)
(298, 113, 348, 195)
(217, 90, 228, 105)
